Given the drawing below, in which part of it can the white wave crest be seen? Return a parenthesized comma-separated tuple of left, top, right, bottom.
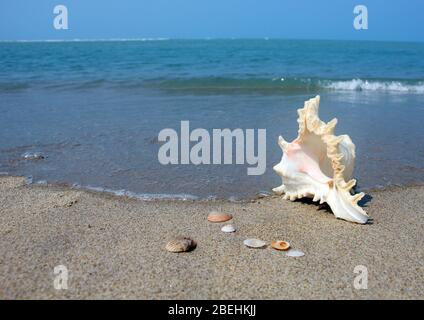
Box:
(321, 79, 424, 93)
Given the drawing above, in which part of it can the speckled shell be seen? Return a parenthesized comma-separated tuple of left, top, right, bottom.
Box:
(165, 236, 197, 253)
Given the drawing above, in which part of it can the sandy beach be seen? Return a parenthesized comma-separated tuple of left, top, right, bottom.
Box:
(0, 176, 423, 299)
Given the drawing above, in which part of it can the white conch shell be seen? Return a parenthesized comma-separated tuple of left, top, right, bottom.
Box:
(273, 96, 368, 224)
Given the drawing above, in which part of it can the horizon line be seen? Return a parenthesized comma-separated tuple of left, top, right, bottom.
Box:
(0, 37, 423, 44)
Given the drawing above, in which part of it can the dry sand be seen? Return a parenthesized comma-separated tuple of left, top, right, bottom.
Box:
(0, 176, 423, 299)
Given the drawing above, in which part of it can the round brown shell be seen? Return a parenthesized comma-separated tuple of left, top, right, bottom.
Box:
(207, 212, 232, 223)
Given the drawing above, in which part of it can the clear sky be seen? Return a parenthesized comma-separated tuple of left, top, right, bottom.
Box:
(0, 0, 423, 42)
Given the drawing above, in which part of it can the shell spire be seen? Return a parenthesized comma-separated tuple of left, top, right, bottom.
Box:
(273, 96, 368, 224)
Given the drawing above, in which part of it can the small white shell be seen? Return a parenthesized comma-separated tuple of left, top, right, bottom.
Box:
(285, 249, 305, 257)
(221, 224, 236, 233)
(243, 238, 267, 248)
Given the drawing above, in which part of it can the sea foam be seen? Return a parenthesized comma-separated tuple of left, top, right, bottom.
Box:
(321, 79, 424, 93)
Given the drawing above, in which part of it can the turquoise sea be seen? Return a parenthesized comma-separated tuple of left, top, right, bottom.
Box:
(1, 39, 423, 199)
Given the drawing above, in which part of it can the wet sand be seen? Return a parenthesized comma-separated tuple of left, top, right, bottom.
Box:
(0, 176, 423, 299)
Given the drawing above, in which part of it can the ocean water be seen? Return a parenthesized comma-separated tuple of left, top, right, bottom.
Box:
(1, 39, 424, 199)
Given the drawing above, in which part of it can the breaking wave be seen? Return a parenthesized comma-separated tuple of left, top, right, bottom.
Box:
(1, 77, 423, 94)
(143, 77, 424, 94)
(320, 79, 424, 93)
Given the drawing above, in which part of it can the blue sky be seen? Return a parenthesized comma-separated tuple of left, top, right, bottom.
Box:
(0, 0, 423, 41)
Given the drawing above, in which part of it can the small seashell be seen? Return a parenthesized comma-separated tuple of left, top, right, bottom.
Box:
(285, 249, 305, 257)
(165, 236, 197, 253)
(207, 211, 232, 223)
(221, 224, 236, 233)
(243, 238, 267, 249)
(271, 240, 290, 251)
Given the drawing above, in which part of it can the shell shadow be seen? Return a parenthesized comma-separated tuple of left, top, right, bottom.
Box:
(358, 193, 372, 207)
(294, 193, 374, 224)
(294, 197, 332, 214)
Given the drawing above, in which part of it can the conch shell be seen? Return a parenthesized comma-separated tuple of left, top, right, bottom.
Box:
(273, 96, 368, 224)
